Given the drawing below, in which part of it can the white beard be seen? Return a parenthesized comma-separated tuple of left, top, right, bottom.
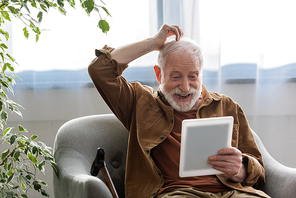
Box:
(160, 84, 202, 112)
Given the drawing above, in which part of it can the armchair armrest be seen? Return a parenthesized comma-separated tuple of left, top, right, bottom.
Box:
(252, 130, 296, 197)
(53, 148, 113, 198)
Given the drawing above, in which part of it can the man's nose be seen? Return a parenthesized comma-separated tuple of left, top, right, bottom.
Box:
(179, 79, 190, 92)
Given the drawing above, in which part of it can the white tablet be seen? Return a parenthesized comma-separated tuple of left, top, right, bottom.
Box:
(179, 116, 233, 177)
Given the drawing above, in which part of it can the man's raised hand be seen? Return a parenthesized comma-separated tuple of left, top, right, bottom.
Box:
(153, 24, 184, 51)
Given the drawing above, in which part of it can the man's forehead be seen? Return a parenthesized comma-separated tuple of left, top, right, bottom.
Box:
(168, 68, 200, 73)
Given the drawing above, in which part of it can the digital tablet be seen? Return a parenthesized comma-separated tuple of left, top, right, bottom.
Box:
(179, 116, 233, 177)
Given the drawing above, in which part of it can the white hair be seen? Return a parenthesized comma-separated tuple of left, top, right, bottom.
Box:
(157, 38, 204, 70)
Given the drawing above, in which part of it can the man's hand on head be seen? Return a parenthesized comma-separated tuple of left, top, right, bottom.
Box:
(208, 147, 247, 183)
(153, 24, 184, 51)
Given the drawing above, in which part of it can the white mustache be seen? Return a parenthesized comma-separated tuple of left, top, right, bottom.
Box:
(171, 87, 198, 95)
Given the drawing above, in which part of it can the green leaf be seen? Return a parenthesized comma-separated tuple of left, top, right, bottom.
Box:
(67, 0, 75, 7)
(40, 4, 48, 12)
(2, 63, 13, 72)
(33, 181, 41, 190)
(40, 189, 50, 197)
(0, 52, 4, 62)
(102, 6, 111, 17)
(7, 174, 14, 183)
(19, 125, 28, 132)
(3, 127, 12, 136)
(32, 146, 38, 154)
(6, 53, 16, 63)
(23, 27, 29, 39)
(10, 134, 17, 144)
(21, 2, 31, 14)
(51, 162, 58, 176)
(26, 174, 31, 180)
(98, 19, 109, 33)
(6, 62, 14, 72)
(38, 161, 46, 172)
(30, 134, 38, 140)
(14, 150, 21, 160)
(57, 0, 64, 7)
(58, 7, 66, 15)
(21, 194, 29, 198)
(12, 108, 23, 117)
(28, 153, 37, 164)
(36, 33, 39, 42)
(2, 63, 7, 73)
(40, 180, 47, 186)
(0, 29, 9, 41)
(0, 43, 8, 50)
(37, 11, 43, 23)
(1, 149, 10, 160)
(82, 0, 94, 14)
(1, 79, 9, 88)
(1, 11, 11, 21)
(30, 0, 37, 8)
(1, 110, 8, 122)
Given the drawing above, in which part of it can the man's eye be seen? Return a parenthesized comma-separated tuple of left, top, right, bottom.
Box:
(172, 75, 181, 79)
(189, 75, 197, 80)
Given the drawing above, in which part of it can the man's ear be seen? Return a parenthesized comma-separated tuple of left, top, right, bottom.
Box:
(154, 65, 162, 84)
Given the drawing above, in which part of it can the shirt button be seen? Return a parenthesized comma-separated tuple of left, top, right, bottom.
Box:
(152, 192, 156, 196)
(146, 149, 149, 153)
(149, 104, 153, 107)
(158, 172, 161, 176)
(170, 119, 173, 123)
(160, 136, 164, 140)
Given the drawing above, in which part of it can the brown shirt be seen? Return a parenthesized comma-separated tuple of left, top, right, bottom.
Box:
(88, 45, 270, 198)
(152, 109, 231, 195)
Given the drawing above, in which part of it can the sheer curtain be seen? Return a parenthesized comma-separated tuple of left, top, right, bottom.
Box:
(10, 0, 152, 89)
(7, 0, 296, 166)
(152, 0, 296, 167)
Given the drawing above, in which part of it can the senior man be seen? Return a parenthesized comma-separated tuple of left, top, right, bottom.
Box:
(88, 24, 270, 198)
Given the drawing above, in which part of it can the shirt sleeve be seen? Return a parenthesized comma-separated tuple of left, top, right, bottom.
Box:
(88, 45, 135, 129)
(236, 105, 266, 187)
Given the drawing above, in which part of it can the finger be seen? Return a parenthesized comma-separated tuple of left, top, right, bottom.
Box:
(219, 147, 241, 155)
(167, 26, 179, 39)
(212, 164, 240, 177)
(208, 159, 242, 176)
(209, 154, 242, 164)
(164, 25, 182, 41)
(172, 25, 184, 40)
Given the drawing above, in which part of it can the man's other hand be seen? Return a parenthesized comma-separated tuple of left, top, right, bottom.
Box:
(208, 147, 247, 183)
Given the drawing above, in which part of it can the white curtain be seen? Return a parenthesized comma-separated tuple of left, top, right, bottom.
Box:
(152, 0, 296, 168)
(10, 0, 296, 96)
(8, 0, 296, 167)
(151, 0, 296, 111)
(10, 0, 152, 89)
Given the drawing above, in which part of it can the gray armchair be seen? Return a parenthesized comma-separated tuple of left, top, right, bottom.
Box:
(53, 114, 296, 198)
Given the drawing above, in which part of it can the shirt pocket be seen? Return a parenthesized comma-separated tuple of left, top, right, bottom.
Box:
(231, 123, 239, 148)
(136, 95, 163, 129)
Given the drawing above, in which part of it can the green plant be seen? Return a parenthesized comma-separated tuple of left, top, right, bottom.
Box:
(0, 0, 111, 197)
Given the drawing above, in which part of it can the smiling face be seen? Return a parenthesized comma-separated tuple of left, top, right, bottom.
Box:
(154, 53, 203, 112)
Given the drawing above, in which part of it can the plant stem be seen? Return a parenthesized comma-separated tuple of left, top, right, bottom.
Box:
(0, 147, 17, 166)
(0, 0, 9, 9)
